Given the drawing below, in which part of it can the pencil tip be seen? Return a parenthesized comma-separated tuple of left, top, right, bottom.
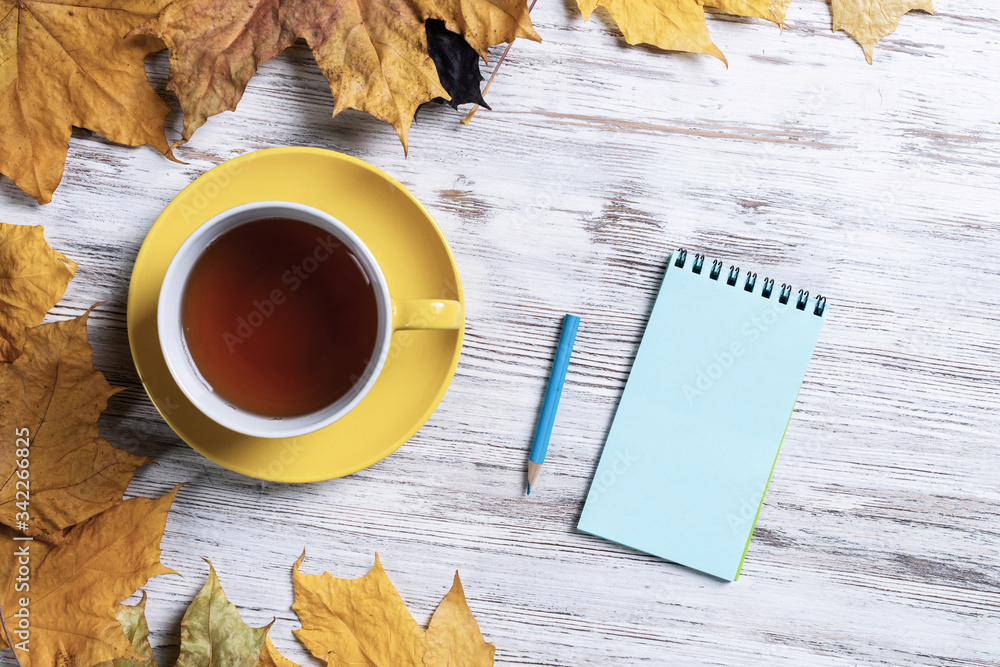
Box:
(526, 483, 531, 496)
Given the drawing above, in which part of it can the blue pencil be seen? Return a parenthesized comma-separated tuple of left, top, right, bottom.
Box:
(527, 314, 581, 495)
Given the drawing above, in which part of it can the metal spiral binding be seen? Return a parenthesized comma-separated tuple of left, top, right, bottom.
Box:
(726, 265, 740, 286)
(796, 289, 809, 310)
(672, 249, 825, 317)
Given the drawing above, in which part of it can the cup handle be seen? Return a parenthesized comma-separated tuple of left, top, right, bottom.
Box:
(391, 299, 463, 330)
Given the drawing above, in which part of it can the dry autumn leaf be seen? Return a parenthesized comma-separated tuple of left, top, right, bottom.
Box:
(103, 564, 301, 667)
(0, 0, 175, 204)
(0, 223, 77, 362)
(0, 487, 180, 667)
(292, 553, 494, 667)
(134, 0, 539, 150)
(578, 0, 931, 63)
(94, 591, 158, 667)
(425, 20, 491, 111)
(176, 560, 273, 667)
(423, 572, 496, 666)
(832, 0, 934, 63)
(256, 637, 301, 667)
(703, 0, 790, 23)
(0, 310, 152, 542)
(575, 0, 791, 64)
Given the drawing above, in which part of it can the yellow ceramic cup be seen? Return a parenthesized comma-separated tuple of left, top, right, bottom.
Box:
(157, 200, 461, 439)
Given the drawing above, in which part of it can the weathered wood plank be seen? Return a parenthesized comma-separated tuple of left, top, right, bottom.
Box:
(1, 0, 998, 664)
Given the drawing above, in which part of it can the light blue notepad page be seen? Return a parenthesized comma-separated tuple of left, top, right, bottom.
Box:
(578, 253, 824, 581)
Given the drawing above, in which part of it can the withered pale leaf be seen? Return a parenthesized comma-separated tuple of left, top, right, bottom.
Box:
(0, 223, 77, 362)
(832, 0, 934, 63)
(94, 591, 158, 667)
(134, 0, 538, 150)
(0, 487, 181, 667)
(292, 553, 494, 667)
(0, 310, 152, 542)
(0, 0, 174, 203)
(176, 560, 273, 667)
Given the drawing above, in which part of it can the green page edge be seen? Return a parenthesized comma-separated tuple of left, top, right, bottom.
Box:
(733, 388, 802, 580)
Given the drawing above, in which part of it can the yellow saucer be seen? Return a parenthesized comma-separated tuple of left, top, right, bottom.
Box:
(127, 148, 464, 482)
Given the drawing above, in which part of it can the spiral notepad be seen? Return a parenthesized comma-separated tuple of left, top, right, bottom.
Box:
(578, 249, 826, 581)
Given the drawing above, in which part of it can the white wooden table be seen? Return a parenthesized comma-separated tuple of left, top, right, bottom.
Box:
(2, 1, 999, 664)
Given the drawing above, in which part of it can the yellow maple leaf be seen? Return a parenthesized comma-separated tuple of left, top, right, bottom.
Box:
(0, 0, 175, 204)
(424, 572, 496, 666)
(703, 0, 791, 24)
(578, 0, 930, 62)
(576, 0, 725, 62)
(0, 223, 77, 362)
(0, 487, 181, 667)
(292, 553, 494, 667)
(256, 637, 301, 667)
(575, 0, 789, 63)
(832, 0, 934, 63)
(134, 0, 539, 151)
(0, 310, 152, 542)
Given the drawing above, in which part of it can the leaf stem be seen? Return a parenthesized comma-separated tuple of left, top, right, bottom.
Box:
(461, 0, 539, 125)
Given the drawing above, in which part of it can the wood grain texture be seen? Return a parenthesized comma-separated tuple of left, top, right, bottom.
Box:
(2, 1, 999, 665)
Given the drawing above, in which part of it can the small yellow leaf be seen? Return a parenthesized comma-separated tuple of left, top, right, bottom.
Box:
(293, 553, 424, 666)
(832, 0, 934, 63)
(0, 487, 181, 667)
(579, 0, 932, 64)
(702, 0, 791, 25)
(424, 573, 495, 667)
(292, 553, 495, 667)
(578, 0, 727, 63)
(255, 637, 301, 667)
(0, 223, 76, 362)
(0, 310, 153, 542)
(576, 0, 789, 63)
